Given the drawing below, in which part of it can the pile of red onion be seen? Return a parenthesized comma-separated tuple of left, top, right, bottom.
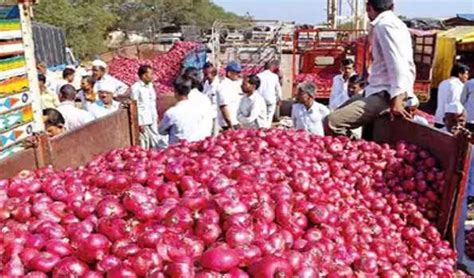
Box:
(0, 129, 466, 277)
(108, 42, 200, 94)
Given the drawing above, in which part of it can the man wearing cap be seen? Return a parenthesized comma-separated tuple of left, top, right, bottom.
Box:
(131, 65, 161, 149)
(57, 84, 95, 131)
(292, 82, 330, 136)
(439, 102, 473, 272)
(92, 59, 129, 98)
(257, 60, 283, 128)
(326, 0, 415, 138)
(87, 79, 121, 119)
(216, 61, 244, 130)
(406, 96, 429, 126)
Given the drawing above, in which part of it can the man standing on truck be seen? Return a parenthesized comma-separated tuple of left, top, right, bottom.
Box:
(326, 0, 415, 138)
(435, 63, 470, 128)
(257, 60, 283, 128)
(91, 60, 129, 98)
(329, 59, 356, 111)
(131, 65, 161, 149)
(461, 76, 474, 132)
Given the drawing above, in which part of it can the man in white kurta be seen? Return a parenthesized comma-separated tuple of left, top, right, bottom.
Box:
(292, 82, 330, 136)
(238, 75, 267, 129)
(159, 79, 202, 145)
(327, 0, 415, 138)
(91, 59, 129, 97)
(328, 59, 356, 110)
(88, 79, 121, 118)
(435, 63, 470, 127)
(131, 65, 162, 149)
(217, 62, 244, 130)
(203, 64, 220, 135)
(257, 61, 282, 128)
(57, 84, 94, 131)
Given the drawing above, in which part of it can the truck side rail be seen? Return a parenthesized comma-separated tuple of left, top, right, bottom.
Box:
(369, 116, 471, 245)
(0, 101, 139, 178)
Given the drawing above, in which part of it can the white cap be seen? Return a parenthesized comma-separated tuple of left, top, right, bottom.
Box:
(96, 79, 115, 94)
(445, 102, 465, 115)
(92, 59, 107, 69)
(406, 96, 419, 108)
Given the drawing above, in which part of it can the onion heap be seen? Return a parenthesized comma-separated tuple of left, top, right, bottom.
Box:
(0, 129, 467, 277)
(108, 41, 200, 94)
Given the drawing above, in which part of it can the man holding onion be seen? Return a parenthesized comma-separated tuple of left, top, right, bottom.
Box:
(326, 0, 415, 138)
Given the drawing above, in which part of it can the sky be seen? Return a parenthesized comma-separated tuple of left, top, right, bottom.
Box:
(214, 0, 474, 24)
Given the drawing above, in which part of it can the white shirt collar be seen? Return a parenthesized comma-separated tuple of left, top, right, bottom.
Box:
(370, 10, 393, 27)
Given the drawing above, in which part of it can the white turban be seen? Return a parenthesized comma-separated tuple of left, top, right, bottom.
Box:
(96, 79, 115, 94)
(92, 59, 107, 69)
(406, 96, 420, 108)
(445, 102, 465, 115)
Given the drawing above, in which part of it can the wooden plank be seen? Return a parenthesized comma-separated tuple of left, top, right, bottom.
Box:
(0, 146, 37, 179)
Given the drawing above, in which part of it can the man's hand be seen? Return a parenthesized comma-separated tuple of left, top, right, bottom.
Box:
(389, 94, 411, 121)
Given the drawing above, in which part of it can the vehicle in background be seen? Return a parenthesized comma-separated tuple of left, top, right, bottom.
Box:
(279, 22, 295, 53)
(292, 28, 369, 99)
(181, 25, 202, 42)
(32, 21, 78, 71)
(251, 25, 277, 42)
(155, 25, 182, 44)
(225, 32, 245, 44)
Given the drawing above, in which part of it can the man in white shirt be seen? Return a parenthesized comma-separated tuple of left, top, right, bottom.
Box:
(329, 58, 356, 110)
(435, 63, 470, 128)
(461, 77, 474, 132)
(217, 62, 244, 130)
(158, 78, 202, 145)
(257, 60, 283, 128)
(88, 79, 121, 119)
(131, 65, 161, 149)
(57, 84, 95, 131)
(406, 97, 429, 126)
(238, 75, 267, 129)
(183, 68, 214, 139)
(292, 82, 330, 136)
(55, 68, 76, 95)
(203, 63, 220, 135)
(37, 62, 56, 93)
(326, 0, 415, 139)
(91, 59, 129, 98)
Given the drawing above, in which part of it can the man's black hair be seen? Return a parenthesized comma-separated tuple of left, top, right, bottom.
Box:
(203, 62, 214, 70)
(247, 75, 261, 90)
(43, 108, 65, 126)
(367, 0, 394, 13)
(348, 75, 366, 87)
(59, 84, 77, 101)
(174, 76, 193, 97)
(182, 67, 203, 91)
(82, 76, 95, 87)
(38, 74, 46, 83)
(62, 68, 75, 79)
(341, 58, 355, 66)
(138, 65, 153, 78)
(451, 63, 470, 77)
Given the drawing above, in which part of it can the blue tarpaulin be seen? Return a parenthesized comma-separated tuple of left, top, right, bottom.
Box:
(182, 45, 208, 70)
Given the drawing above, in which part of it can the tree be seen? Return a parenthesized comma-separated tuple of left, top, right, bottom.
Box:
(34, 0, 117, 59)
